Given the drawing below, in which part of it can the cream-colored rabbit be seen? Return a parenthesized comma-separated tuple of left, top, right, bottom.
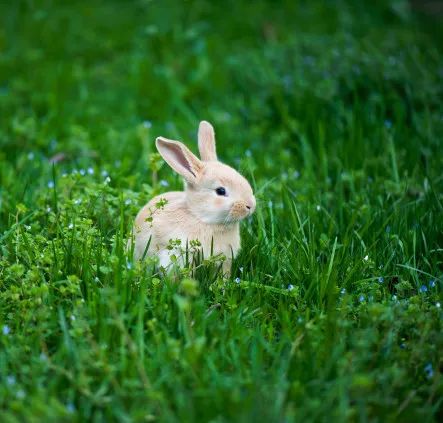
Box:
(131, 120, 256, 274)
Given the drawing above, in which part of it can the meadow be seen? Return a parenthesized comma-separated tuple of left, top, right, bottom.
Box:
(0, 0, 442, 421)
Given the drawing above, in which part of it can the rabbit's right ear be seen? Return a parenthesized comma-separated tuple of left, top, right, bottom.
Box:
(156, 137, 203, 183)
(198, 121, 217, 161)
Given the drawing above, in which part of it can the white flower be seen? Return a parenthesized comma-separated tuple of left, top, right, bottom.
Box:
(74, 199, 81, 205)
(46, 206, 52, 213)
(6, 375, 16, 385)
(234, 277, 241, 284)
(125, 199, 132, 205)
(436, 302, 441, 308)
(316, 205, 321, 211)
(363, 255, 369, 262)
(104, 176, 111, 184)
(68, 223, 74, 229)
(70, 315, 76, 321)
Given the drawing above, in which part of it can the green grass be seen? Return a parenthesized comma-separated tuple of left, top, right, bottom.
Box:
(1, 0, 442, 421)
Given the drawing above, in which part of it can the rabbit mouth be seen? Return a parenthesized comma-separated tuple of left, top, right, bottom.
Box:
(229, 203, 254, 221)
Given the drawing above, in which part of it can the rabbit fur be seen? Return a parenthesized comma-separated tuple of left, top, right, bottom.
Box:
(131, 121, 256, 274)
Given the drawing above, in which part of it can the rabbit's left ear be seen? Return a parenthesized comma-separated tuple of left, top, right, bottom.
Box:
(198, 121, 217, 161)
(156, 137, 203, 184)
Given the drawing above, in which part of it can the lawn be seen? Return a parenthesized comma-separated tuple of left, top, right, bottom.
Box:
(0, 0, 442, 421)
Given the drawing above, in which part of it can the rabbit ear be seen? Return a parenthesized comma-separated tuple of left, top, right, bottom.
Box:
(156, 137, 203, 183)
(198, 121, 217, 161)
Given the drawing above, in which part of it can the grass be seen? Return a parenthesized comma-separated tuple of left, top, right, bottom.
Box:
(0, 0, 442, 421)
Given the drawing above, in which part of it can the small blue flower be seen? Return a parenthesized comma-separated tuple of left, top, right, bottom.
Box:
(66, 402, 76, 413)
(143, 120, 152, 129)
(6, 375, 16, 385)
(40, 352, 48, 361)
(2, 325, 10, 335)
(340, 288, 346, 295)
(47, 181, 55, 189)
(126, 262, 133, 270)
(287, 284, 294, 291)
(87, 167, 94, 175)
(27, 152, 35, 160)
(160, 180, 169, 187)
(385, 225, 391, 233)
(424, 363, 434, 379)
(400, 343, 406, 349)
(79, 169, 86, 176)
(392, 295, 398, 302)
(419, 285, 428, 293)
(358, 294, 365, 303)
(384, 119, 392, 129)
(297, 317, 303, 323)
(429, 279, 436, 288)
(234, 277, 240, 284)
(378, 277, 384, 284)
(16, 389, 26, 399)
(125, 199, 132, 205)
(101, 170, 109, 177)
(436, 302, 441, 309)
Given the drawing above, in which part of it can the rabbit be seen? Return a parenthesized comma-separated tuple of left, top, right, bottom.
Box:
(130, 120, 256, 275)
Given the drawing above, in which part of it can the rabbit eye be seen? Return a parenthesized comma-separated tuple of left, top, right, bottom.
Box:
(215, 187, 227, 196)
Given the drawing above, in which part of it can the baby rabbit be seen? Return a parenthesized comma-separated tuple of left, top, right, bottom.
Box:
(131, 120, 256, 274)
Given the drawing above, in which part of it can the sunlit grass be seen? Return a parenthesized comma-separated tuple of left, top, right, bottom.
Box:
(0, 1, 442, 421)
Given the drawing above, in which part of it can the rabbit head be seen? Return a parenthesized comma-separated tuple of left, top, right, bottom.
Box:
(156, 121, 256, 225)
